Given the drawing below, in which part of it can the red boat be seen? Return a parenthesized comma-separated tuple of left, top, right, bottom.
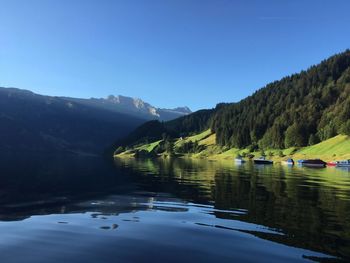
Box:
(327, 160, 350, 167)
(327, 161, 337, 167)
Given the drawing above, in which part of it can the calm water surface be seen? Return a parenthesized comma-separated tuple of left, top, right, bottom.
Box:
(0, 156, 350, 262)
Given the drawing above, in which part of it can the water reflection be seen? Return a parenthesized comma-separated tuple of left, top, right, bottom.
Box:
(0, 192, 337, 263)
(115, 158, 350, 260)
(0, 155, 349, 262)
(0, 152, 133, 206)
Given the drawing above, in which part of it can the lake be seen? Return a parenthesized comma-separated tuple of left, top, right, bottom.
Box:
(0, 156, 349, 262)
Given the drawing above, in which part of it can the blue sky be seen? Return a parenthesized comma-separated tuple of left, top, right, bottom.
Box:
(1, 0, 350, 111)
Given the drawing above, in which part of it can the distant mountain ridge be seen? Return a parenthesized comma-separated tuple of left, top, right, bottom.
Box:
(64, 94, 191, 121)
(0, 87, 190, 154)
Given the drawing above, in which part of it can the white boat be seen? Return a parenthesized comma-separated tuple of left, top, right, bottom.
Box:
(282, 158, 294, 165)
(335, 160, 350, 167)
(234, 157, 246, 163)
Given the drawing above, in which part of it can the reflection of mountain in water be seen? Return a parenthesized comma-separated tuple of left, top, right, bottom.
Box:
(114, 157, 350, 260)
(0, 152, 135, 208)
(0, 192, 174, 222)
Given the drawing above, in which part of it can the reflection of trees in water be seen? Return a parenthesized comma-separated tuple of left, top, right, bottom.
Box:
(214, 168, 350, 258)
(115, 157, 350, 259)
(217, 165, 350, 259)
(116, 158, 215, 204)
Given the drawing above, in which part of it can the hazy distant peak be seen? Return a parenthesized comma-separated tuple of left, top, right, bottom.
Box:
(132, 97, 147, 109)
(171, 106, 192, 114)
(104, 95, 159, 116)
(102, 94, 191, 120)
(107, 94, 147, 107)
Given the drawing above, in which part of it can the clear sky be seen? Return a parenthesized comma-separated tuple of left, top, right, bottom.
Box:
(1, 0, 350, 111)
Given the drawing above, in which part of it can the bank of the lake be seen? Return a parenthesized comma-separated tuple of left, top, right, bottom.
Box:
(115, 129, 350, 163)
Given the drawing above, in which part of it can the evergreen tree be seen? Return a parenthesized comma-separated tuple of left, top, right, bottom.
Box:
(308, 134, 319, 146)
(341, 120, 350, 135)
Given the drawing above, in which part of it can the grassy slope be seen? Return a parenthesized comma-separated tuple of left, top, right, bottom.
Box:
(174, 129, 212, 147)
(117, 140, 162, 157)
(115, 130, 350, 162)
(293, 135, 350, 161)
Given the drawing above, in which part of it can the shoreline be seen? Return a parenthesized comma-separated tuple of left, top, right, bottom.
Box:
(114, 132, 350, 163)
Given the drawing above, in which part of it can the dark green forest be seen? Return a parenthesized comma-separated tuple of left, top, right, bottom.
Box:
(118, 50, 350, 150)
(212, 49, 350, 148)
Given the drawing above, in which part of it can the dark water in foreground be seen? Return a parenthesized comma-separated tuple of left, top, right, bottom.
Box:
(1, 155, 350, 262)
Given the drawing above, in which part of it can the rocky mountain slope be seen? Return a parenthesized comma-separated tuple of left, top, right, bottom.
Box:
(0, 87, 190, 154)
(65, 95, 191, 121)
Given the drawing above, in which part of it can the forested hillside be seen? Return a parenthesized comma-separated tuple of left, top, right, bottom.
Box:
(116, 109, 214, 148)
(212, 49, 350, 149)
(117, 50, 350, 151)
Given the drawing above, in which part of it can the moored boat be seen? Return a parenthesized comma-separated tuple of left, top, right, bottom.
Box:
(234, 157, 246, 163)
(327, 161, 337, 167)
(282, 158, 294, 165)
(334, 160, 350, 167)
(297, 159, 305, 165)
(300, 159, 326, 168)
(254, 156, 273, 165)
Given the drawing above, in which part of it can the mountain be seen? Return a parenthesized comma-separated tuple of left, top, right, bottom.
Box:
(64, 95, 191, 121)
(115, 49, 350, 153)
(0, 87, 189, 154)
(211, 50, 350, 149)
(0, 87, 142, 154)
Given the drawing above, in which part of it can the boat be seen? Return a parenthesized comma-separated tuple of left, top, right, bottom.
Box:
(331, 160, 350, 167)
(300, 159, 326, 168)
(254, 156, 273, 165)
(234, 157, 246, 163)
(297, 159, 305, 165)
(327, 161, 337, 167)
(282, 158, 294, 165)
